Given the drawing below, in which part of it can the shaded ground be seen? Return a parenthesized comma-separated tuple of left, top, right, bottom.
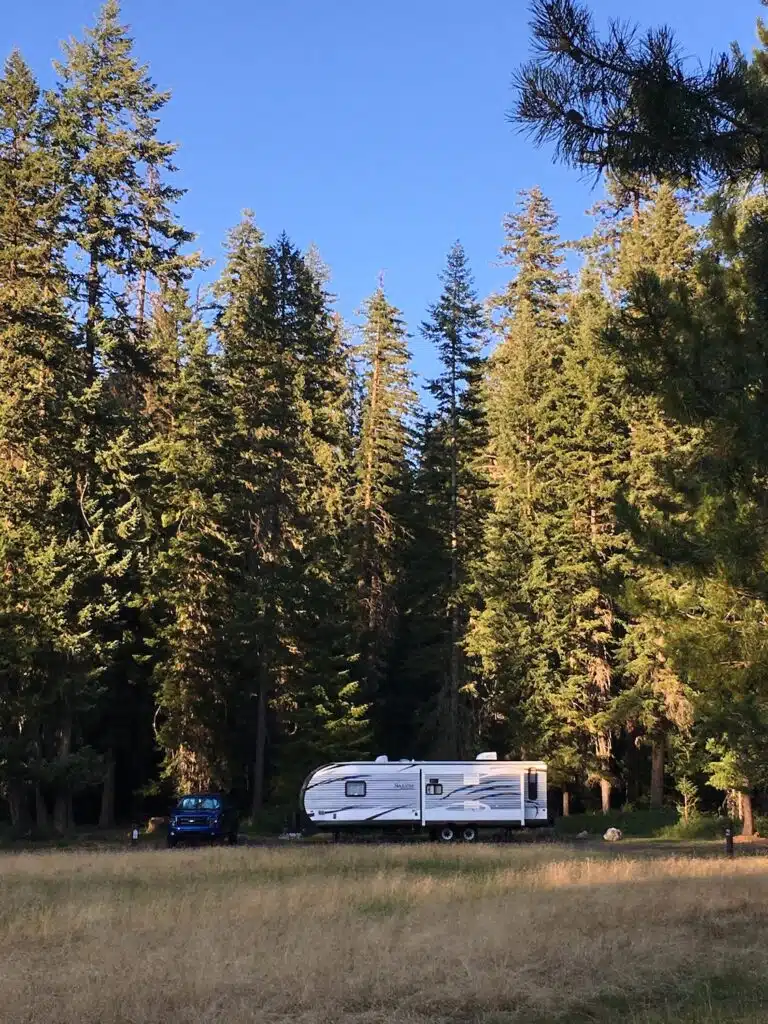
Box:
(0, 824, 751, 860)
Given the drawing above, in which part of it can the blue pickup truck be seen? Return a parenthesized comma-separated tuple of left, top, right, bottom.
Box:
(167, 794, 239, 847)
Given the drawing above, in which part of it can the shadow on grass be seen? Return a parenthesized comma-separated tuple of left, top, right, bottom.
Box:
(573, 975, 766, 1024)
(474, 975, 767, 1024)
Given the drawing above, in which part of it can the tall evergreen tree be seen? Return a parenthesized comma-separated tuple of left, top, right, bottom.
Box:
(469, 188, 573, 773)
(605, 186, 768, 832)
(353, 286, 417, 746)
(411, 242, 489, 757)
(149, 284, 239, 795)
(604, 185, 700, 810)
(43, 0, 197, 825)
(0, 51, 121, 831)
(550, 263, 631, 812)
(50, 0, 193, 374)
(212, 217, 366, 814)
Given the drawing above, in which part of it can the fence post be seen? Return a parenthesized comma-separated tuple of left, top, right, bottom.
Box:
(725, 827, 734, 858)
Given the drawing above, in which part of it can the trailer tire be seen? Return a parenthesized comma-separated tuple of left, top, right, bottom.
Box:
(461, 826, 478, 843)
(439, 826, 456, 843)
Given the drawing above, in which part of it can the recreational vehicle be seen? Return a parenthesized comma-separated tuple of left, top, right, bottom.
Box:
(300, 752, 548, 841)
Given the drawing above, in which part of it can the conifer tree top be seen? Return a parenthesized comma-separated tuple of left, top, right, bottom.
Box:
(512, 0, 768, 186)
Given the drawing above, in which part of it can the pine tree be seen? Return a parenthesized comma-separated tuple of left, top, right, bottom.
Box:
(43, 0, 197, 824)
(468, 188, 572, 775)
(580, 171, 768, 832)
(50, 0, 193, 375)
(513, 0, 767, 186)
(0, 51, 120, 831)
(148, 284, 239, 794)
(213, 217, 366, 814)
(269, 239, 369, 802)
(353, 285, 417, 746)
(412, 242, 489, 757)
(550, 263, 631, 813)
(605, 185, 700, 809)
(389, 412, 452, 755)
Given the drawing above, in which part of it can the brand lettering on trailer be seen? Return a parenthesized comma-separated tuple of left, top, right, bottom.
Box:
(394, 782, 414, 790)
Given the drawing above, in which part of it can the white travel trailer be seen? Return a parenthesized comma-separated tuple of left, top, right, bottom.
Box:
(300, 752, 548, 841)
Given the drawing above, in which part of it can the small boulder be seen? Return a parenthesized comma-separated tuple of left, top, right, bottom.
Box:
(603, 827, 623, 842)
(576, 830, 590, 839)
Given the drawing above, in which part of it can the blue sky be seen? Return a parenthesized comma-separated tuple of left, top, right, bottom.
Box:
(5, 0, 759, 386)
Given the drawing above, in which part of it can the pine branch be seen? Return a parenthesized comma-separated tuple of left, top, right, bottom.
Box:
(512, 0, 768, 185)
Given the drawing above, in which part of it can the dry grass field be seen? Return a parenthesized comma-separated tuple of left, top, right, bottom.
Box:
(2, 842, 768, 1023)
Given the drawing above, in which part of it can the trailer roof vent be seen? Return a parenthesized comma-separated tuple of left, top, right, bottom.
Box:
(398, 758, 411, 762)
(374, 755, 388, 763)
(475, 751, 498, 761)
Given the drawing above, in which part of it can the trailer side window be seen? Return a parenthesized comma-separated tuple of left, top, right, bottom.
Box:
(345, 780, 366, 798)
(527, 770, 538, 801)
(426, 778, 443, 796)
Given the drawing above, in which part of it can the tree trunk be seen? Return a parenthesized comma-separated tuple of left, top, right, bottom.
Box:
(741, 791, 754, 837)
(6, 782, 30, 833)
(53, 793, 73, 834)
(595, 726, 613, 814)
(85, 245, 100, 377)
(35, 787, 49, 830)
(448, 349, 461, 759)
(361, 339, 383, 666)
(99, 749, 116, 829)
(251, 681, 268, 818)
(600, 777, 611, 814)
(562, 789, 570, 817)
(137, 269, 148, 340)
(53, 713, 73, 835)
(650, 737, 665, 810)
(447, 615, 460, 758)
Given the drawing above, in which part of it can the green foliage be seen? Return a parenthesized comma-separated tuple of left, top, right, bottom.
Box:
(402, 242, 489, 757)
(513, 0, 768, 186)
(552, 807, 732, 839)
(655, 815, 732, 841)
(352, 285, 417, 736)
(9, 0, 768, 837)
(468, 187, 573, 763)
(554, 808, 678, 837)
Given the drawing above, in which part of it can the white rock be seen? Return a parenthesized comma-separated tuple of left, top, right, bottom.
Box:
(603, 827, 623, 842)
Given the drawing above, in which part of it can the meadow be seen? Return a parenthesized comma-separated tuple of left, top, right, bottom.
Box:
(2, 841, 768, 1023)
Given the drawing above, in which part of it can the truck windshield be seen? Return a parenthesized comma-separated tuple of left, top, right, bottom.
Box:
(177, 796, 220, 810)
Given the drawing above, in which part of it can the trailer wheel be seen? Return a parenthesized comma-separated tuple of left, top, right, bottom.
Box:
(461, 826, 478, 843)
(439, 826, 456, 843)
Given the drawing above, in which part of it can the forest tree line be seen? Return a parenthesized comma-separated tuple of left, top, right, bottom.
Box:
(3, 0, 768, 834)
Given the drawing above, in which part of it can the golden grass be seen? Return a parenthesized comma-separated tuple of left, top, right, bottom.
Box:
(2, 842, 768, 1023)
